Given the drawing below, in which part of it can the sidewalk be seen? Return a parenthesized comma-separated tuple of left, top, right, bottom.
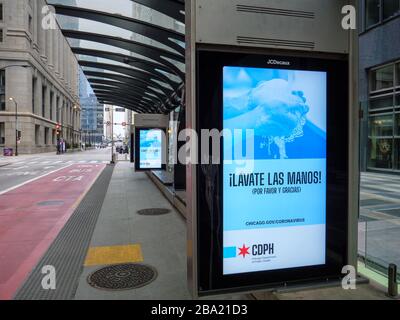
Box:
(13, 162, 394, 300)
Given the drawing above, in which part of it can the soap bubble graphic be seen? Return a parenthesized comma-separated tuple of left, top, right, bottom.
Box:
(225, 79, 310, 159)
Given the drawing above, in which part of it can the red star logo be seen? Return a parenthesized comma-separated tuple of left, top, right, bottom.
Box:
(238, 244, 250, 258)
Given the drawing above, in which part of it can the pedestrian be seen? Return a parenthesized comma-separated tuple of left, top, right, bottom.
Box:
(56, 140, 60, 155)
(62, 140, 66, 154)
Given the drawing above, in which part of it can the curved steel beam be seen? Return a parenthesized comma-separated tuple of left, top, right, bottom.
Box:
(53, 4, 184, 56)
(94, 90, 159, 112)
(79, 59, 177, 91)
(87, 78, 164, 102)
(130, 0, 185, 23)
(63, 30, 184, 79)
(96, 94, 158, 114)
(79, 60, 175, 95)
(95, 93, 152, 113)
(84, 71, 167, 101)
(72, 47, 180, 81)
(89, 81, 163, 104)
(91, 85, 160, 108)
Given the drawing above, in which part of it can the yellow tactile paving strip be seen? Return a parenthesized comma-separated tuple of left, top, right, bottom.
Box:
(84, 244, 143, 266)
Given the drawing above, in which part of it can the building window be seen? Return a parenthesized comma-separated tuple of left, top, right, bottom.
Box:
(0, 4, 3, 21)
(371, 65, 394, 91)
(56, 97, 60, 122)
(32, 77, 36, 114)
(50, 92, 54, 120)
(366, 0, 400, 29)
(44, 127, 49, 145)
(35, 125, 40, 145)
(0, 69, 5, 111)
(0, 29, 3, 43)
(383, 0, 400, 20)
(368, 61, 400, 171)
(366, 0, 381, 28)
(28, 15, 32, 34)
(42, 86, 46, 117)
(0, 122, 5, 145)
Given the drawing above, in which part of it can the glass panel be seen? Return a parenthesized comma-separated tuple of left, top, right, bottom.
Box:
(396, 94, 400, 106)
(369, 114, 394, 136)
(395, 139, 400, 169)
(371, 65, 394, 91)
(366, 0, 381, 27)
(396, 63, 400, 86)
(365, 218, 400, 278)
(0, 122, 5, 144)
(383, 0, 400, 19)
(368, 138, 393, 168)
(369, 96, 394, 109)
(396, 114, 400, 135)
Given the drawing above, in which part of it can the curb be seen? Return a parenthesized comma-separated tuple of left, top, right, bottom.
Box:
(0, 163, 11, 168)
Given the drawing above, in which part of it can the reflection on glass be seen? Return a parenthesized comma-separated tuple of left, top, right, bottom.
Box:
(369, 115, 393, 136)
(371, 65, 394, 91)
(396, 114, 400, 135)
(395, 139, 400, 169)
(370, 96, 394, 109)
(383, 0, 400, 19)
(366, 0, 381, 27)
(396, 63, 400, 86)
(368, 138, 393, 169)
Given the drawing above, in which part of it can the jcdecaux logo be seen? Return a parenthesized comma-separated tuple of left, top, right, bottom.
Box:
(224, 243, 275, 259)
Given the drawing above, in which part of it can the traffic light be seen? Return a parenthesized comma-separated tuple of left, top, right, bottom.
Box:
(56, 123, 61, 136)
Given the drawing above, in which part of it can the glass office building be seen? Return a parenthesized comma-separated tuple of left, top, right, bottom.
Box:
(360, 0, 400, 173)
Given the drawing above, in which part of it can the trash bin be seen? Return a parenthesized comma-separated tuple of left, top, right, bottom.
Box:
(3, 148, 13, 156)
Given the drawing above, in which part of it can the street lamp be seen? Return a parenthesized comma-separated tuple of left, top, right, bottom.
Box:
(8, 97, 18, 156)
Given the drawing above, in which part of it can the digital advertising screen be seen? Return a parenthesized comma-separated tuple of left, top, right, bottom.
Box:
(135, 128, 165, 171)
(222, 66, 327, 275)
(195, 49, 349, 295)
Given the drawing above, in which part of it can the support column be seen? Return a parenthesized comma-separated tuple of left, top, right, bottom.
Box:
(46, 29, 54, 69)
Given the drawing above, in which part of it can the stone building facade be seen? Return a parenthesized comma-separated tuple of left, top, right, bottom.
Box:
(0, 0, 80, 154)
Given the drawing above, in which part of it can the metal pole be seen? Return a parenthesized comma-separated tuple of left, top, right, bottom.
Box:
(388, 264, 399, 298)
(14, 100, 18, 156)
(111, 106, 114, 164)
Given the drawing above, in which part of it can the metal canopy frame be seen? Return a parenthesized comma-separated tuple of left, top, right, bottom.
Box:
(83, 70, 168, 101)
(63, 29, 184, 78)
(72, 47, 177, 80)
(53, 4, 185, 56)
(88, 79, 164, 103)
(79, 60, 175, 96)
(52, 1, 185, 114)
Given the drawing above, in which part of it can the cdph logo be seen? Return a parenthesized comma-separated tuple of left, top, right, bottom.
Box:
(237, 243, 275, 258)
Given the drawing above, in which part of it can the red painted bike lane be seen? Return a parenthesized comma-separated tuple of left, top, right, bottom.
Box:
(0, 163, 106, 300)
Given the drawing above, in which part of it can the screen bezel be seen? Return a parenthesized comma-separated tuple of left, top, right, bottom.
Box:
(196, 47, 349, 295)
(134, 127, 166, 171)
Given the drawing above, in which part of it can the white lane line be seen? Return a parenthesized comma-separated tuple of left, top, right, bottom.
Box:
(0, 164, 73, 196)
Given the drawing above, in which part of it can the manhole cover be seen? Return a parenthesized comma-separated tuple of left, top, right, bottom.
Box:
(87, 264, 157, 291)
(37, 200, 65, 207)
(137, 208, 171, 216)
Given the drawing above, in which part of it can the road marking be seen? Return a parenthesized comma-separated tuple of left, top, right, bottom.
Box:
(84, 244, 143, 267)
(0, 164, 73, 196)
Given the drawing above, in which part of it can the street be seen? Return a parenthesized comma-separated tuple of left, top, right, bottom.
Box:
(0, 148, 111, 193)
